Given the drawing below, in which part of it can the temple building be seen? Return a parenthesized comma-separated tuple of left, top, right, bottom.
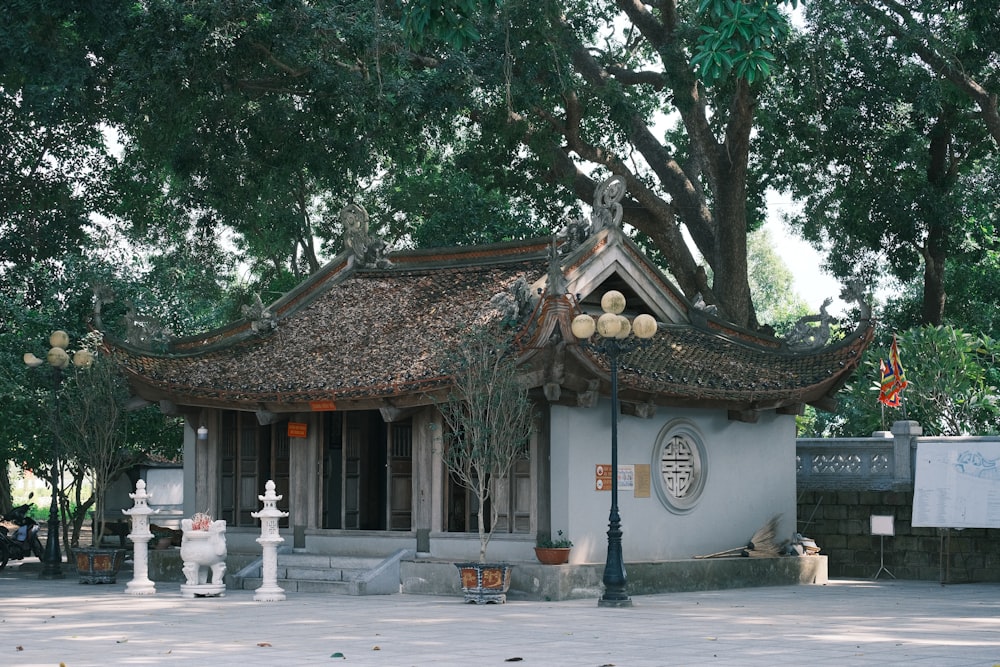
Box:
(111, 178, 873, 568)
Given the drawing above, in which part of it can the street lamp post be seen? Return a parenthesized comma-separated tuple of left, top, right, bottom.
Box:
(24, 330, 93, 579)
(571, 291, 657, 608)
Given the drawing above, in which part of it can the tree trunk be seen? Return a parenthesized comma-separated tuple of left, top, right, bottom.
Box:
(0, 465, 11, 516)
(921, 236, 947, 326)
(541, 14, 758, 329)
(477, 477, 489, 563)
(920, 114, 956, 326)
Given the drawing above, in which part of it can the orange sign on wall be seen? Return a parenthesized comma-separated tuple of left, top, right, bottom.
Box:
(595, 464, 612, 491)
(287, 422, 308, 439)
(595, 464, 638, 492)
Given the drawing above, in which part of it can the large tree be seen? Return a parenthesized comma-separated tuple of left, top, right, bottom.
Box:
(413, 0, 799, 329)
(844, 0, 1000, 148)
(758, 0, 1000, 326)
(4, 1, 808, 332)
(0, 2, 111, 303)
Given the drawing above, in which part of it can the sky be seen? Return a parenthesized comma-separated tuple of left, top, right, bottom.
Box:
(762, 217, 847, 315)
(762, 192, 849, 318)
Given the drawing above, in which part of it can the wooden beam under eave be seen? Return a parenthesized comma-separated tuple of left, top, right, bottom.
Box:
(727, 409, 760, 423)
(621, 400, 656, 419)
(776, 403, 804, 416)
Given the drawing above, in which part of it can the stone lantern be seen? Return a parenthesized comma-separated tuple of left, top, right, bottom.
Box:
(251, 479, 289, 602)
(123, 479, 159, 595)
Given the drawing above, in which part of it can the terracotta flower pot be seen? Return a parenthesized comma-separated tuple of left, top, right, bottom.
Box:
(534, 546, 571, 565)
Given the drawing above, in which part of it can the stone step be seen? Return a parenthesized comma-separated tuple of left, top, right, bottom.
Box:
(281, 565, 364, 582)
(276, 554, 382, 570)
(237, 576, 357, 595)
(231, 549, 410, 596)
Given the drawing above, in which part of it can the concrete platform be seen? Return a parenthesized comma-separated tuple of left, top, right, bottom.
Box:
(2, 558, 999, 666)
(401, 555, 828, 600)
(142, 549, 829, 600)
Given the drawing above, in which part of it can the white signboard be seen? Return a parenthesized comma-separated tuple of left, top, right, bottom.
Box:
(912, 441, 1000, 528)
(618, 465, 635, 491)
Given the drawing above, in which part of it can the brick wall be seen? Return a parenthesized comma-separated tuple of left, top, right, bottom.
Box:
(796, 489, 1000, 582)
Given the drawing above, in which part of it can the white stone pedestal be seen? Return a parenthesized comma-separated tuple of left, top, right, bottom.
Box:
(180, 581, 226, 598)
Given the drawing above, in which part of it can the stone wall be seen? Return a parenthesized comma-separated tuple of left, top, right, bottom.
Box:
(797, 421, 1000, 582)
(797, 486, 1000, 582)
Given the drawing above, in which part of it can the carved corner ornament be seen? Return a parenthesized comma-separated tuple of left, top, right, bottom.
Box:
(341, 202, 392, 269)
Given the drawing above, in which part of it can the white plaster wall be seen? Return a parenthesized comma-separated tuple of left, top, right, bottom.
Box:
(550, 402, 797, 563)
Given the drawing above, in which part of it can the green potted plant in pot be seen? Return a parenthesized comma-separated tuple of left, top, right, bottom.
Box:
(436, 327, 535, 604)
(535, 530, 573, 565)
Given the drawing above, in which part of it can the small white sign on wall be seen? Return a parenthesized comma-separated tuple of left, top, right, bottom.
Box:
(870, 514, 895, 536)
(618, 465, 635, 491)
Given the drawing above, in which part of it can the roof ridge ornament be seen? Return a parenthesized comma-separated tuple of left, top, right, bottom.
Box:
(556, 175, 627, 255)
(590, 175, 626, 232)
(489, 277, 534, 325)
(545, 237, 567, 295)
(692, 292, 718, 316)
(124, 300, 171, 350)
(241, 293, 277, 335)
(341, 202, 392, 269)
(784, 297, 834, 351)
(841, 279, 872, 323)
(783, 280, 872, 351)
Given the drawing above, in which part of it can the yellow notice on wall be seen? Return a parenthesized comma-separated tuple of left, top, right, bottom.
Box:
(633, 464, 651, 498)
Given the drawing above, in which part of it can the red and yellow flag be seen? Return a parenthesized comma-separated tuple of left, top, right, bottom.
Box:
(878, 334, 908, 407)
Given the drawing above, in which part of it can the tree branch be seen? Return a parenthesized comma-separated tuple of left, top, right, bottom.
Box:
(850, 0, 1000, 147)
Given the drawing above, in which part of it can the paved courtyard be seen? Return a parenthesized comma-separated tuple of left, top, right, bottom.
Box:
(1, 560, 999, 666)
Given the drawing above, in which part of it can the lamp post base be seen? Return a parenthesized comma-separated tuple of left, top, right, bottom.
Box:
(39, 510, 63, 580)
(600, 515, 630, 607)
(598, 596, 633, 608)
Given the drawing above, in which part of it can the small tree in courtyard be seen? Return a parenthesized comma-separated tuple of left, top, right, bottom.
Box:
(437, 327, 534, 563)
(57, 333, 145, 546)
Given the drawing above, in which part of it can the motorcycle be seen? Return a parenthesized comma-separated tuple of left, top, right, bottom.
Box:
(0, 493, 45, 569)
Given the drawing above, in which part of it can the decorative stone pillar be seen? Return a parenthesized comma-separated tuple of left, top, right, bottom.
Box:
(251, 480, 289, 602)
(123, 479, 159, 595)
(891, 420, 923, 486)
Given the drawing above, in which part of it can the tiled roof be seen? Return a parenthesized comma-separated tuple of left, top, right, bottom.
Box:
(113, 236, 872, 415)
(114, 251, 549, 409)
(614, 322, 871, 409)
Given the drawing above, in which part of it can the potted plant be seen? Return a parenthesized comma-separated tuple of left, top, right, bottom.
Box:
(535, 530, 573, 565)
(436, 327, 535, 603)
(150, 524, 177, 550)
(56, 334, 144, 583)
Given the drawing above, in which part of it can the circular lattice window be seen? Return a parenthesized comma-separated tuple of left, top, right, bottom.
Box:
(652, 421, 707, 514)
